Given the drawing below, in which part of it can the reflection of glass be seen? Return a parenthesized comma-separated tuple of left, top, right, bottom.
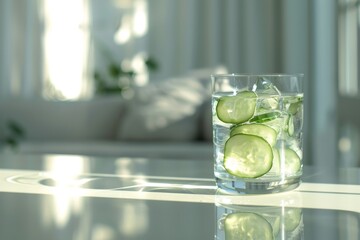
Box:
(212, 74, 304, 194)
(215, 204, 304, 240)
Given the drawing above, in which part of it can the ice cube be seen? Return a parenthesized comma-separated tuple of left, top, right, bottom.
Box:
(251, 77, 282, 114)
(252, 77, 281, 96)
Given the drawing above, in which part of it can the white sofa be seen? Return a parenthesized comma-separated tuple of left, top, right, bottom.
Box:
(0, 67, 226, 160)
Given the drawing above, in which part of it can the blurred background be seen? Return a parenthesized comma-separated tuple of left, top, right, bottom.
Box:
(0, 0, 359, 170)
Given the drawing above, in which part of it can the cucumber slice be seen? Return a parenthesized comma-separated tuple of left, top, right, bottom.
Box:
(250, 111, 281, 123)
(224, 134, 273, 178)
(268, 148, 280, 175)
(288, 102, 301, 115)
(287, 115, 294, 136)
(284, 148, 301, 175)
(284, 208, 302, 232)
(216, 91, 257, 124)
(230, 123, 277, 146)
(225, 212, 273, 240)
(269, 215, 281, 237)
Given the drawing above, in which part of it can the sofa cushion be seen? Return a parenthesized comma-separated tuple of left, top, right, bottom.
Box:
(116, 66, 226, 141)
(0, 96, 124, 141)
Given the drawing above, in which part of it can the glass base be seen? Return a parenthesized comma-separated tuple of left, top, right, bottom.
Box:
(216, 177, 301, 194)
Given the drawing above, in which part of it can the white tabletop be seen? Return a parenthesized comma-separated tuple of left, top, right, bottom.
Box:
(0, 153, 359, 239)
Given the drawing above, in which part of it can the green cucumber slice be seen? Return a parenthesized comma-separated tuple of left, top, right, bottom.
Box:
(268, 148, 280, 175)
(287, 115, 294, 136)
(250, 111, 281, 123)
(224, 134, 273, 178)
(216, 91, 257, 124)
(284, 208, 302, 232)
(284, 148, 301, 175)
(225, 212, 273, 240)
(230, 123, 277, 146)
(267, 215, 281, 237)
(288, 102, 301, 115)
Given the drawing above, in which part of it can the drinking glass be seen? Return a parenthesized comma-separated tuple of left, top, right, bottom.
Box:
(212, 74, 304, 194)
(215, 204, 304, 239)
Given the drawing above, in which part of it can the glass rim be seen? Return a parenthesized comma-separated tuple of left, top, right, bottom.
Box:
(211, 73, 304, 78)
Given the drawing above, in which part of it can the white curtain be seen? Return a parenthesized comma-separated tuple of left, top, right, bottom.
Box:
(0, 0, 43, 99)
(147, 0, 314, 80)
(0, 0, 91, 100)
(0, 0, 314, 99)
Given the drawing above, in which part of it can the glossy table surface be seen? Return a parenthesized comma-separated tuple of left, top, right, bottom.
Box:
(1, 153, 359, 240)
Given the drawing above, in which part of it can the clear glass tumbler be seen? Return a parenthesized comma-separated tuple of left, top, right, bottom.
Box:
(212, 74, 304, 194)
(215, 204, 304, 239)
